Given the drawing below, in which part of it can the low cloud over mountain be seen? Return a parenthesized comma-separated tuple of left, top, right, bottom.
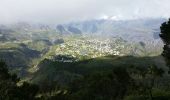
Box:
(0, 0, 170, 24)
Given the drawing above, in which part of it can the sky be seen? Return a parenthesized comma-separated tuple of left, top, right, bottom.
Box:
(0, 0, 170, 24)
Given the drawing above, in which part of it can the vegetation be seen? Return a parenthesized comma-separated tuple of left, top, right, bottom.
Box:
(0, 19, 170, 100)
(30, 56, 170, 100)
(160, 19, 170, 72)
(0, 61, 39, 100)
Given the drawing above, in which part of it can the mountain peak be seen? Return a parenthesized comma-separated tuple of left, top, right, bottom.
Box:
(100, 15, 122, 21)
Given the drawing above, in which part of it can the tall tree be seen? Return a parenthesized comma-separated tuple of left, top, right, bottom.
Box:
(160, 19, 170, 72)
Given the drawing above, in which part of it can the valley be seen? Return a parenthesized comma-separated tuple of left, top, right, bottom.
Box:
(1, 0, 170, 99)
(0, 19, 165, 77)
(0, 18, 169, 100)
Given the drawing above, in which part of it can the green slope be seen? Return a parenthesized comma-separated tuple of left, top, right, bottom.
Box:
(32, 55, 166, 86)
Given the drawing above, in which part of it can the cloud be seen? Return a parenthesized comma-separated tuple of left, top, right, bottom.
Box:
(0, 0, 170, 24)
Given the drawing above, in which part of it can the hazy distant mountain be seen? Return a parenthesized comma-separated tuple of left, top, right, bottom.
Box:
(56, 18, 166, 41)
(56, 25, 68, 34)
(0, 18, 165, 42)
(67, 26, 82, 34)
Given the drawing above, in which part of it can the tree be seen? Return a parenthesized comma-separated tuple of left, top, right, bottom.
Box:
(0, 61, 39, 100)
(69, 67, 133, 100)
(160, 19, 170, 72)
(146, 65, 164, 100)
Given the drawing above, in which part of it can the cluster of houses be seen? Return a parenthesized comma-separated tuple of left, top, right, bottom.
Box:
(53, 38, 126, 61)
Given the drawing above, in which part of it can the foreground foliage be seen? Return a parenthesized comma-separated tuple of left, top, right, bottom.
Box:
(0, 61, 39, 100)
